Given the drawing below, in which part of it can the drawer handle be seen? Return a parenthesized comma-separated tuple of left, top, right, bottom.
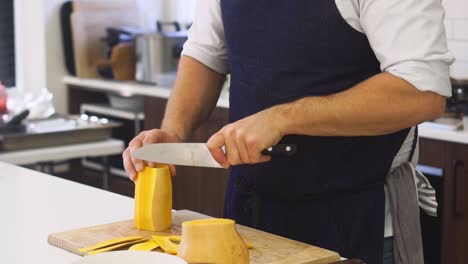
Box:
(453, 160, 464, 217)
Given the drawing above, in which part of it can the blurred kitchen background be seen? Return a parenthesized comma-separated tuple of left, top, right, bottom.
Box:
(0, 1, 468, 263)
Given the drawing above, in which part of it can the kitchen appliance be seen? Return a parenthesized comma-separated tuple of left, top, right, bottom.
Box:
(48, 210, 341, 263)
(132, 143, 297, 168)
(0, 109, 29, 134)
(135, 22, 188, 84)
(447, 78, 468, 115)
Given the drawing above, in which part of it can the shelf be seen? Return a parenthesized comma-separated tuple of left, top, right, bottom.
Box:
(81, 103, 145, 121)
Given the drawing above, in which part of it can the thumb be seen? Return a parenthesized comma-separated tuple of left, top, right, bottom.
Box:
(207, 132, 228, 168)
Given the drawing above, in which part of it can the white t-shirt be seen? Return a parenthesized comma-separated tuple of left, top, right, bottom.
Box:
(182, 0, 455, 237)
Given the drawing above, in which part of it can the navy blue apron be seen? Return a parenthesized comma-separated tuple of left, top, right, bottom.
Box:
(220, 0, 410, 263)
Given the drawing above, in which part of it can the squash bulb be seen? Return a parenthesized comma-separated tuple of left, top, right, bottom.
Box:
(178, 219, 249, 264)
(134, 165, 172, 231)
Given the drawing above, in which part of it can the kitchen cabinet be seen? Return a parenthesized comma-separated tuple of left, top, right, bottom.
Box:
(68, 84, 229, 217)
(419, 138, 468, 264)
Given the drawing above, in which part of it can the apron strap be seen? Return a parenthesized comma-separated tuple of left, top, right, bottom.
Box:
(405, 125, 439, 217)
(408, 126, 418, 163)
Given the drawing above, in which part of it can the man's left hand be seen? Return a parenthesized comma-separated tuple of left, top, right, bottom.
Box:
(207, 107, 285, 168)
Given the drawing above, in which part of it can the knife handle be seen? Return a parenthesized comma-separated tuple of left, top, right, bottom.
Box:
(261, 144, 297, 157)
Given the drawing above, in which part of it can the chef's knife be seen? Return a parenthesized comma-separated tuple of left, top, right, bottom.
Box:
(131, 143, 297, 168)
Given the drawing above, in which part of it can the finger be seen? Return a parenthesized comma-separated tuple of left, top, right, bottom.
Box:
(130, 148, 146, 172)
(257, 154, 272, 164)
(142, 130, 161, 144)
(207, 132, 228, 167)
(123, 149, 138, 181)
(235, 131, 250, 164)
(169, 165, 177, 176)
(131, 158, 145, 172)
(129, 138, 145, 172)
(225, 130, 241, 166)
(246, 137, 262, 164)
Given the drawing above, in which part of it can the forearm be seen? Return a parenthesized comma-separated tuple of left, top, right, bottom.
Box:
(161, 56, 226, 140)
(275, 73, 446, 137)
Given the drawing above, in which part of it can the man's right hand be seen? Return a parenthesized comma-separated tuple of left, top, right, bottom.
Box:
(123, 129, 182, 181)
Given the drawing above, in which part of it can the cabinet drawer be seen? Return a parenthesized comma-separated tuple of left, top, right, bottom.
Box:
(419, 138, 447, 168)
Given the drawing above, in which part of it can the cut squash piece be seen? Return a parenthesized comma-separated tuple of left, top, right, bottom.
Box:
(168, 235, 181, 243)
(152, 235, 180, 255)
(129, 240, 160, 251)
(88, 238, 149, 255)
(78, 236, 143, 253)
(178, 219, 249, 264)
(134, 165, 172, 231)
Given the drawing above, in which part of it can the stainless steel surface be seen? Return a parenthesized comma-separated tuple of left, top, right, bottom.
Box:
(134, 31, 187, 84)
(107, 93, 144, 112)
(0, 115, 120, 151)
(131, 143, 223, 168)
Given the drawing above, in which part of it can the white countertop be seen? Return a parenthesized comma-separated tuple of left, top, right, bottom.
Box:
(63, 76, 230, 109)
(0, 162, 134, 264)
(419, 125, 468, 145)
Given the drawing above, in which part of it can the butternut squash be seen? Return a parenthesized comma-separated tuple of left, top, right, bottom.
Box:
(78, 236, 143, 253)
(134, 165, 172, 231)
(129, 240, 160, 251)
(177, 219, 249, 264)
(88, 238, 149, 255)
(152, 235, 180, 254)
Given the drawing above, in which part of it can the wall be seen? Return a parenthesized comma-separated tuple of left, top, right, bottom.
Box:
(14, 0, 47, 95)
(445, 0, 468, 79)
(14, 0, 196, 114)
(44, 0, 69, 114)
(162, 0, 195, 24)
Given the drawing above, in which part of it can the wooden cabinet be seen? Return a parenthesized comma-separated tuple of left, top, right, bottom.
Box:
(441, 143, 468, 264)
(419, 138, 468, 264)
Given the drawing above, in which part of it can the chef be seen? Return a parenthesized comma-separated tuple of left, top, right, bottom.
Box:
(124, 0, 454, 263)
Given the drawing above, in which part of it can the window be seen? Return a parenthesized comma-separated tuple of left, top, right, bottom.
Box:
(0, 0, 15, 87)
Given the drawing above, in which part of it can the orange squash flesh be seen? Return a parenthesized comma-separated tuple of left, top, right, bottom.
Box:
(134, 165, 172, 231)
(178, 219, 249, 264)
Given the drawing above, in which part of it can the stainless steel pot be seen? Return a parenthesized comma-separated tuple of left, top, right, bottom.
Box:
(135, 22, 187, 84)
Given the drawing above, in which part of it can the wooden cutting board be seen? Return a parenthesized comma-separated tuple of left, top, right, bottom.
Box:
(48, 210, 340, 264)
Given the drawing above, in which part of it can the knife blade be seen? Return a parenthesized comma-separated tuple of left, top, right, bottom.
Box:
(131, 143, 297, 168)
(131, 143, 222, 168)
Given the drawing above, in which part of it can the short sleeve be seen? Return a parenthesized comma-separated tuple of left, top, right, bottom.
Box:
(181, 0, 229, 74)
(359, 0, 455, 97)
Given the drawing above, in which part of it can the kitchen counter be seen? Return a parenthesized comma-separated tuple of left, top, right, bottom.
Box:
(0, 162, 134, 264)
(419, 125, 468, 145)
(63, 76, 230, 109)
(0, 162, 350, 263)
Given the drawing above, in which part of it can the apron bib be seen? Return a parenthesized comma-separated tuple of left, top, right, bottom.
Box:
(220, 0, 410, 262)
